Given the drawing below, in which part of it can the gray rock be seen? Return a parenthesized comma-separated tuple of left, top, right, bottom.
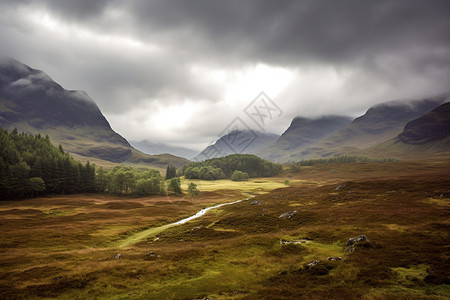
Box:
(327, 256, 342, 261)
(250, 200, 262, 205)
(307, 260, 319, 266)
(280, 239, 309, 245)
(191, 225, 203, 231)
(346, 235, 368, 247)
(335, 183, 347, 191)
(114, 253, 122, 259)
(279, 210, 297, 219)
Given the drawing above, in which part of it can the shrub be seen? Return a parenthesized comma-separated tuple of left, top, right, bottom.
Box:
(231, 170, 249, 181)
(187, 182, 200, 197)
(167, 177, 182, 194)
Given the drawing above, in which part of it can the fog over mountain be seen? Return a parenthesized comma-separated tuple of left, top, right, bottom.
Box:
(272, 94, 449, 162)
(195, 130, 279, 161)
(397, 102, 450, 146)
(130, 140, 198, 160)
(0, 0, 449, 150)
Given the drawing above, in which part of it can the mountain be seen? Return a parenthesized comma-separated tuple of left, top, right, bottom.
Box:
(0, 58, 188, 168)
(257, 116, 352, 162)
(194, 129, 279, 161)
(327, 95, 448, 147)
(397, 102, 450, 145)
(368, 102, 450, 157)
(130, 140, 198, 160)
(286, 94, 449, 161)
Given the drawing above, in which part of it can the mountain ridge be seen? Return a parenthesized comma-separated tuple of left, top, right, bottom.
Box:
(270, 94, 449, 162)
(194, 129, 279, 161)
(366, 101, 450, 158)
(130, 140, 199, 160)
(397, 102, 450, 145)
(257, 115, 352, 162)
(0, 58, 188, 168)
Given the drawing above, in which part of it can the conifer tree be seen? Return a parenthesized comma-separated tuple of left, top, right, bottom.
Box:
(165, 164, 177, 180)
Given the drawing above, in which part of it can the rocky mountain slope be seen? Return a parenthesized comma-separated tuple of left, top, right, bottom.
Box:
(258, 116, 352, 162)
(368, 101, 450, 157)
(0, 58, 188, 168)
(397, 102, 450, 145)
(267, 94, 449, 162)
(194, 130, 279, 161)
(130, 140, 198, 160)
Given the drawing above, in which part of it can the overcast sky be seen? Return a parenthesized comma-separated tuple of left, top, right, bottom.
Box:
(1, 0, 449, 150)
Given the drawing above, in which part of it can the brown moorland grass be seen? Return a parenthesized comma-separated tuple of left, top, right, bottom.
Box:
(0, 159, 449, 299)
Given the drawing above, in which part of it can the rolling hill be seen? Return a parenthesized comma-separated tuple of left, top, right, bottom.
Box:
(0, 58, 188, 168)
(368, 101, 450, 157)
(194, 129, 279, 161)
(270, 94, 449, 162)
(397, 102, 450, 145)
(257, 116, 352, 162)
(130, 140, 198, 160)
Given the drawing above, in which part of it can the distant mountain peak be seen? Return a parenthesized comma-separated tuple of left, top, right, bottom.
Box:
(130, 140, 199, 160)
(397, 102, 450, 145)
(257, 115, 352, 162)
(194, 129, 279, 161)
(366, 101, 450, 157)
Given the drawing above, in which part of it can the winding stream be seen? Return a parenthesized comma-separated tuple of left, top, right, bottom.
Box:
(116, 197, 250, 247)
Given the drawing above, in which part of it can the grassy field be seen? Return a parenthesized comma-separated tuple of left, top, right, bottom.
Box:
(180, 177, 299, 194)
(0, 160, 449, 299)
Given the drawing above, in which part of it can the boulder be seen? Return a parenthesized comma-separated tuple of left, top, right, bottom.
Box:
(327, 256, 342, 261)
(114, 253, 122, 259)
(250, 200, 262, 205)
(280, 239, 309, 245)
(346, 235, 373, 252)
(335, 183, 347, 191)
(307, 260, 319, 266)
(346, 235, 368, 247)
(279, 210, 297, 219)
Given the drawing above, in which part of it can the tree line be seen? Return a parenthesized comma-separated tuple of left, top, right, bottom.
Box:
(180, 154, 282, 180)
(0, 129, 185, 200)
(96, 166, 166, 196)
(291, 155, 399, 167)
(0, 128, 95, 199)
(1, 129, 284, 200)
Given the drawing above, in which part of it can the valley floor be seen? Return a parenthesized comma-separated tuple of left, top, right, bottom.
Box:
(0, 159, 449, 299)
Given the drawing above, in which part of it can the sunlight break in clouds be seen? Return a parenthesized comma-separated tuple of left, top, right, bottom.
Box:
(108, 64, 296, 150)
(190, 64, 295, 107)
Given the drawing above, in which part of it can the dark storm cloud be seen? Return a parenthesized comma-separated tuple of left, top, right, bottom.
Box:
(13, 0, 448, 93)
(57, 50, 220, 114)
(1, 0, 116, 21)
(0, 0, 449, 148)
(6, 0, 450, 66)
(123, 0, 450, 66)
(42, 0, 115, 19)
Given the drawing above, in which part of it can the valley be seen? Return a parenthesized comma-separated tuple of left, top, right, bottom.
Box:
(0, 159, 448, 299)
